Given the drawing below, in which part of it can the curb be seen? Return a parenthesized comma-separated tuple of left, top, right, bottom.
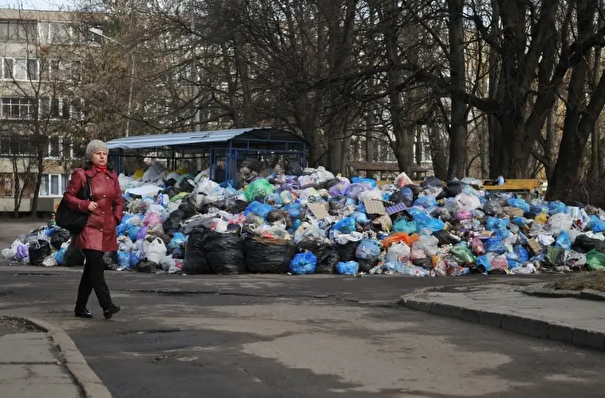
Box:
(1, 315, 113, 398)
(399, 294, 605, 352)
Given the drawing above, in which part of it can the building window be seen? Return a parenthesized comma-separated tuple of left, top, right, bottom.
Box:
(2, 58, 38, 81)
(40, 174, 68, 197)
(0, 20, 37, 41)
(1, 98, 34, 120)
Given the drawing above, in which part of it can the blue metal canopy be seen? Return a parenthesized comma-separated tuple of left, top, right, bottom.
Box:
(106, 127, 277, 150)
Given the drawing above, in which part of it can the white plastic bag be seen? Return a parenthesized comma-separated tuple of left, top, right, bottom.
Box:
(144, 238, 167, 264)
(311, 166, 335, 184)
(455, 193, 481, 211)
(2, 248, 15, 260)
(333, 230, 363, 245)
(196, 177, 219, 195)
(386, 242, 411, 263)
(142, 162, 164, 183)
(159, 255, 176, 272)
(547, 213, 573, 236)
(358, 188, 382, 202)
(394, 172, 413, 187)
(412, 235, 440, 257)
(42, 255, 57, 267)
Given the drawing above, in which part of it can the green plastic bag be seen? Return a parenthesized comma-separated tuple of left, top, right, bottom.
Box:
(393, 219, 417, 234)
(546, 246, 565, 267)
(244, 179, 275, 202)
(586, 250, 605, 271)
(450, 244, 476, 265)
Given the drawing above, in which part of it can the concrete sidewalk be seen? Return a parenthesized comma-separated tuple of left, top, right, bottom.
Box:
(400, 283, 605, 351)
(0, 317, 112, 398)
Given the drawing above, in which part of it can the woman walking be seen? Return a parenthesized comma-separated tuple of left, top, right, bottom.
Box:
(64, 140, 122, 320)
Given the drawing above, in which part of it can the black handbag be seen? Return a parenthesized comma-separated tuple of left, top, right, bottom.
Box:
(56, 173, 92, 235)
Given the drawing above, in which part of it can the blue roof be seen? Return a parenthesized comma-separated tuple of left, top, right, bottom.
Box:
(106, 127, 272, 150)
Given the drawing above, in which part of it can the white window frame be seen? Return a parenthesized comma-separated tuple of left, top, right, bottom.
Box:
(1, 57, 39, 81)
(0, 98, 34, 120)
(40, 173, 68, 197)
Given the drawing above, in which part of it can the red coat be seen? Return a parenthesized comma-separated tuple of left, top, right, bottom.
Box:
(63, 167, 124, 252)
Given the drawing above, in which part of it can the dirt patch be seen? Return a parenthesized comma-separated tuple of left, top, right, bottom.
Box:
(546, 271, 605, 292)
(0, 318, 42, 337)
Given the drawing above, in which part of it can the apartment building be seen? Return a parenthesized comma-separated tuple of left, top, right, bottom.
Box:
(0, 8, 93, 213)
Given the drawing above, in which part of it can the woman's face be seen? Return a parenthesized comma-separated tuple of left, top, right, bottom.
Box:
(91, 150, 108, 166)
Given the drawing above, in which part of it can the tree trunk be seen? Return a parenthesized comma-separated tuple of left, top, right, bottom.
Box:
(591, 45, 602, 178)
(428, 127, 449, 180)
(447, 0, 467, 179)
(548, 0, 599, 198)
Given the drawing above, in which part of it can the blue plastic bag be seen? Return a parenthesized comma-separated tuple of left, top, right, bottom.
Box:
(494, 228, 510, 239)
(289, 252, 317, 275)
(530, 204, 549, 214)
(351, 177, 377, 188)
(588, 215, 605, 233)
(408, 207, 445, 232)
(486, 217, 510, 230)
(336, 261, 359, 275)
(393, 218, 417, 234)
(556, 231, 572, 250)
(128, 226, 141, 242)
(283, 203, 302, 218)
(548, 201, 567, 215)
(116, 222, 129, 237)
(414, 196, 438, 209)
(169, 232, 186, 250)
(352, 212, 369, 224)
(244, 201, 273, 219)
(118, 251, 130, 269)
(514, 245, 529, 263)
(476, 254, 492, 271)
(129, 252, 140, 268)
(512, 217, 530, 227)
(507, 198, 530, 213)
(333, 217, 356, 234)
(484, 238, 507, 255)
(355, 239, 381, 261)
(53, 248, 66, 265)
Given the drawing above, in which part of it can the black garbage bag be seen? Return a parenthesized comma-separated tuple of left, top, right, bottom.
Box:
(136, 261, 158, 273)
(483, 200, 502, 216)
(64, 246, 84, 267)
(244, 237, 295, 273)
(178, 203, 196, 219)
(572, 234, 605, 253)
(297, 240, 339, 274)
(179, 179, 195, 193)
(286, 160, 303, 176)
(324, 178, 342, 190)
(446, 181, 467, 197)
(203, 231, 246, 274)
(335, 241, 360, 262)
(163, 214, 182, 237)
(433, 230, 461, 246)
(421, 177, 443, 190)
(358, 258, 377, 273)
(103, 251, 118, 270)
(266, 210, 292, 229)
(225, 199, 248, 214)
(28, 240, 51, 265)
(412, 257, 433, 270)
(182, 230, 212, 274)
(51, 228, 71, 251)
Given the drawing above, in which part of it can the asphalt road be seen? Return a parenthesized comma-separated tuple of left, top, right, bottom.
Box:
(0, 265, 603, 398)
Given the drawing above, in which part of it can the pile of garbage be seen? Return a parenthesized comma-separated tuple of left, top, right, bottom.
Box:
(4, 161, 605, 277)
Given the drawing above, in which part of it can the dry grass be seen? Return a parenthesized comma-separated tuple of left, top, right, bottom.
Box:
(546, 271, 605, 292)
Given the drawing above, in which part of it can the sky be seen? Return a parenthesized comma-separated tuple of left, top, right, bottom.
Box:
(0, 0, 75, 11)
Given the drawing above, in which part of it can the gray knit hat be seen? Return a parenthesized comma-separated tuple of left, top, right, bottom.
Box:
(86, 139, 108, 159)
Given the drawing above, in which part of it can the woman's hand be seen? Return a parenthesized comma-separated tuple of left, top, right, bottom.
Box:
(88, 202, 99, 212)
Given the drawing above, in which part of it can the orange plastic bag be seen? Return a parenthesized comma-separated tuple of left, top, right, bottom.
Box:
(382, 232, 419, 248)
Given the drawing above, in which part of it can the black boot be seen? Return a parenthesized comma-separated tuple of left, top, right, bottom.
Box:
(103, 305, 120, 320)
(74, 308, 93, 319)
